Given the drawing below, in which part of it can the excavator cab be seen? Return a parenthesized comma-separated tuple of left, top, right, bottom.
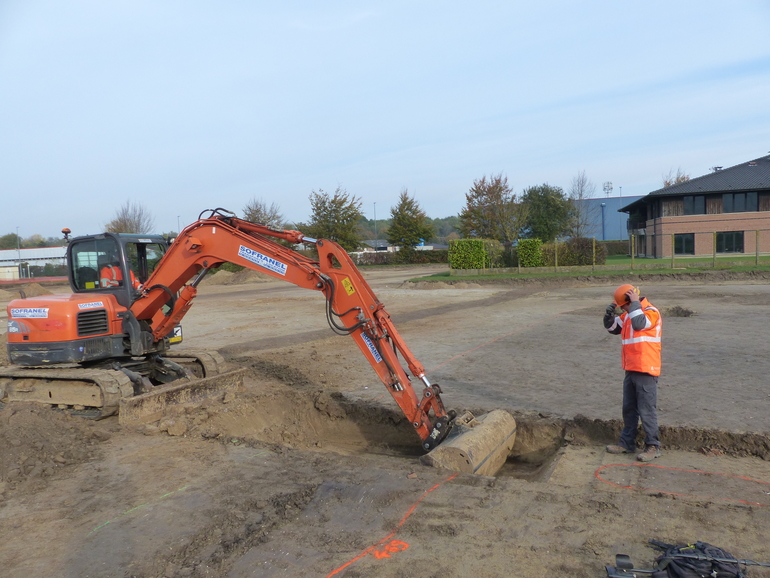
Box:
(68, 233, 168, 308)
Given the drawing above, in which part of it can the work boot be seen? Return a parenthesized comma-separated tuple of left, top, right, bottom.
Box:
(636, 445, 661, 462)
(605, 444, 632, 454)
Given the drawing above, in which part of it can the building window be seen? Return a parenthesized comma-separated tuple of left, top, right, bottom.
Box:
(716, 231, 744, 253)
(723, 192, 758, 213)
(747, 192, 758, 211)
(683, 195, 705, 215)
(674, 233, 694, 255)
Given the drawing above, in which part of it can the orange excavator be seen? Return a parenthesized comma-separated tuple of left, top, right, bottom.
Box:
(1, 209, 516, 475)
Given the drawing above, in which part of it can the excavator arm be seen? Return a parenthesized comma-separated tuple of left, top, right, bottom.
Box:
(130, 209, 452, 449)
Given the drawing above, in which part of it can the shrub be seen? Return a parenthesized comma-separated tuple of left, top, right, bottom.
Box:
(392, 247, 448, 264)
(482, 240, 505, 268)
(569, 237, 607, 265)
(350, 250, 448, 266)
(601, 240, 629, 256)
(542, 237, 608, 266)
(517, 239, 544, 267)
(449, 239, 487, 269)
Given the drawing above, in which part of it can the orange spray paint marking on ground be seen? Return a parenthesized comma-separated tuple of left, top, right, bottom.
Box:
(371, 539, 409, 559)
(325, 473, 458, 577)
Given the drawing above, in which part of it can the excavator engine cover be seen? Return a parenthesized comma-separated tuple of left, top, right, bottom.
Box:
(420, 410, 517, 476)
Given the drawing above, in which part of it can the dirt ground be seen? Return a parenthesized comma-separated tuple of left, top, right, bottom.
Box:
(2, 266, 770, 578)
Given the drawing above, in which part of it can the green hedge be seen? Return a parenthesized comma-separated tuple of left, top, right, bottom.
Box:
(541, 237, 608, 266)
(601, 240, 629, 256)
(449, 239, 487, 269)
(350, 249, 448, 266)
(518, 239, 544, 267)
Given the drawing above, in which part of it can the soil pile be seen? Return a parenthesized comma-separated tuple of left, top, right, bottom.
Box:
(0, 402, 111, 497)
(15, 283, 54, 297)
(200, 269, 272, 286)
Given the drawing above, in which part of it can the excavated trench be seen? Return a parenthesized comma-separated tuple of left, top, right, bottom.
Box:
(149, 360, 770, 480)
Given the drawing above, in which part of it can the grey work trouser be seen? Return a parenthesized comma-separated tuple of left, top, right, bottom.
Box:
(618, 370, 660, 450)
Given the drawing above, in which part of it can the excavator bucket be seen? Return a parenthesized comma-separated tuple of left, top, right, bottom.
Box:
(420, 410, 517, 476)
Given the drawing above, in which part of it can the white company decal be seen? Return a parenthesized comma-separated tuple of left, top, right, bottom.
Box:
(237, 245, 288, 276)
(361, 333, 382, 363)
(78, 301, 105, 310)
(11, 308, 49, 318)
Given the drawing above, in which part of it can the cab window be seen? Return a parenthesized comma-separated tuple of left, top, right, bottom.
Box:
(71, 238, 120, 291)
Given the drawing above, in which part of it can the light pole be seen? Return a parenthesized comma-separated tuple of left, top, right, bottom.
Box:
(177, 215, 181, 233)
(373, 202, 377, 249)
(16, 226, 21, 279)
(601, 203, 606, 241)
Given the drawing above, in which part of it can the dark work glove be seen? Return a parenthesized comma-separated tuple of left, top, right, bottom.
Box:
(603, 303, 616, 329)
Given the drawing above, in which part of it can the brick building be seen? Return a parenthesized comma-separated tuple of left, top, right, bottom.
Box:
(620, 154, 770, 258)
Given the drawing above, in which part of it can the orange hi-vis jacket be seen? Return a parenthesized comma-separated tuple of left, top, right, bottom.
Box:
(618, 297, 662, 376)
(100, 265, 140, 289)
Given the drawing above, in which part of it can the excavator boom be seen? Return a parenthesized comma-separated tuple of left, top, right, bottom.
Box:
(130, 209, 451, 449)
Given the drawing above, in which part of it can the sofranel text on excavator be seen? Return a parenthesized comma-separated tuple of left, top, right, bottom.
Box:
(1, 209, 517, 475)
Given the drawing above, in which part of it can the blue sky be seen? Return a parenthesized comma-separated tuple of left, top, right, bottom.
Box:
(1, 1, 769, 239)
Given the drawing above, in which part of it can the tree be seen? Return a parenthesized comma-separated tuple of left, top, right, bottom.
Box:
(303, 186, 363, 252)
(104, 201, 155, 234)
(429, 215, 460, 243)
(458, 174, 527, 244)
(567, 170, 600, 238)
(242, 197, 285, 228)
(662, 167, 690, 188)
(520, 184, 572, 242)
(0, 233, 21, 250)
(387, 189, 435, 250)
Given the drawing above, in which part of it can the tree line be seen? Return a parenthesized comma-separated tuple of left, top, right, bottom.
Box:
(3, 167, 689, 253)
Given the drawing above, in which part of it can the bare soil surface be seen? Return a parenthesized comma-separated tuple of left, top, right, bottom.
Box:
(2, 266, 770, 577)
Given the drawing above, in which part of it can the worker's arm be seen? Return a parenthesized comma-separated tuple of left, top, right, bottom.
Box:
(626, 301, 659, 331)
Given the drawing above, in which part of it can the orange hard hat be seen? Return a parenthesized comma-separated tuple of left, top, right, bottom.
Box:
(613, 284, 639, 306)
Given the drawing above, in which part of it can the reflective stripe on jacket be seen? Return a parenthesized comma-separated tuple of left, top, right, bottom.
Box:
(619, 298, 661, 376)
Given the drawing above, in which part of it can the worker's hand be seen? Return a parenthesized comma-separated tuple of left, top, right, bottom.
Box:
(603, 303, 617, 329)
(625, 288, 640, 304)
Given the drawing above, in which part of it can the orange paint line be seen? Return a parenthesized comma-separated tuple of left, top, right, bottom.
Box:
(325, 473, 459, 577)
(429, 310, 568, 373)
(595, 463, 770, 506)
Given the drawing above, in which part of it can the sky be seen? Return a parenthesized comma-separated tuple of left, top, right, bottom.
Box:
(1, 1, 770, 240)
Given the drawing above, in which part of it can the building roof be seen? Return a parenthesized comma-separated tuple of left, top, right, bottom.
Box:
(0, 246, 67, 264)
(620, 154, 770, 213)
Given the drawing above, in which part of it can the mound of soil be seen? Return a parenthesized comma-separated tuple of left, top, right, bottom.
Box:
(0, 402, 111, 496)
(414, 269, 770, 289)
(200, 269, 272, 286)
(15, 283, 54, 297)
(407, 281, 483, 290)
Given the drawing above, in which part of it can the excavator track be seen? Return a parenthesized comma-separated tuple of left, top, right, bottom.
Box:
(163, 350, 228, 378)
(0, 350, 230, 420)
(0, 366, 134, 419)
